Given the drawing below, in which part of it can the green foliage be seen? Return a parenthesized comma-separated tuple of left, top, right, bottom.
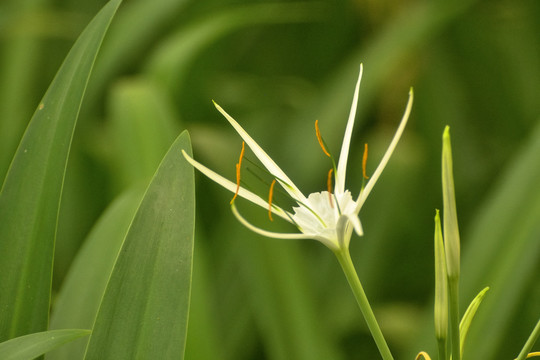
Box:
(84, 131, 194, 359)
(1, 0, 195, 358)
(0, 0, 538, 358)
(0, 330, 90, 360)
(0, 0, 122, 341)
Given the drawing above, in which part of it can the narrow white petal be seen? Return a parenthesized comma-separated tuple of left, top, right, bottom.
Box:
(213, 101, 307, 203)
(335, 64, 363, 196)
(182, 150, 291, 222)
(355, 88, 414, 212)
(348, 213, 364, 236)
(231, 203, 314, 240)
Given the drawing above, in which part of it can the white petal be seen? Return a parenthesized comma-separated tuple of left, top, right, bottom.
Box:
(182, 150, 291, 222)
(335, 215, 351, 249)
(335, 64, 363, 196)
(355, 88, 414, 212)
(213, 101, 307, 203)
(231, 203, 313, 240)
(348, 213, 363, 237)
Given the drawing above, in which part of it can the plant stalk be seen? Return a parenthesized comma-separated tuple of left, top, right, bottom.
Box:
(437, 338, 447, 360)
(516, 317, 540, 360)
(448, 277, 460, 360)
(334, 248, 394, 360)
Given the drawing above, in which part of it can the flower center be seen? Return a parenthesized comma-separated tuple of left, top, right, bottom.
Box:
(291, 191, 356, 238)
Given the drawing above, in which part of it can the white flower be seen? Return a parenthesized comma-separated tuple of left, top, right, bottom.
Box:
(182, 65, 413, 252)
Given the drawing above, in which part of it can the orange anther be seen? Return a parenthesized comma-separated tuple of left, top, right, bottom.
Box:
(268, 179, 276, 221)
(362, 143, 370, 179)
(230, 141, 245, 204)
(327, 168, 334, 207)
(315, 120, 331, 158)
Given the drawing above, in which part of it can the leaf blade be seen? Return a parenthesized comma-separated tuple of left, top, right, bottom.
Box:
(47, 187, 145, 360)
(0, 0, 123, 341)
(0, 329, 90, 360)
(84, 131, 195, 359)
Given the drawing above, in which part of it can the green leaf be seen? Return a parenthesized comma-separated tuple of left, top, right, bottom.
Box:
(0, 329, 90, 360)
(47, 187, 145, 360)
(84, 131, 195, 360)
(0, 0, 122, 341)
(459, 287, 489, 357)
(433, 210, 448, 360)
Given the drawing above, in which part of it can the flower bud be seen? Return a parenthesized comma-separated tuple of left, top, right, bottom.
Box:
(434, 210, 448, 341)
(442, 126, 460, 279)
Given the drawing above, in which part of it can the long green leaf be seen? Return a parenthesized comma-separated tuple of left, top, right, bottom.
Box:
(459, 287, 489, 357)
(47, 187, 145, 360)
(0, 329, 90, 360)
(0, 0, 122, 341)
(84, 131, 195, 359)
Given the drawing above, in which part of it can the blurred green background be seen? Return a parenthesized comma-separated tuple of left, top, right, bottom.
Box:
(1, 0, 539, 359)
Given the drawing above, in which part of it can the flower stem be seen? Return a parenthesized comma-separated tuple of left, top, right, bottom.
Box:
(448, 277, 460, 360)
(334, 248, 394, 360)
(516, 317, 540, 360)
(437, 338, 447, 360)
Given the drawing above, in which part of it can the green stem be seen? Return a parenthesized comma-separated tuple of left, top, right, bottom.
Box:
(448, 277, 460, 360)
(334, 248, 393, 360)
(516, 317, 540, 360)
(437, 338, 447, 360)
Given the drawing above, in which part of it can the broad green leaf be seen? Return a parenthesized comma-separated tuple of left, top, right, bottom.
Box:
(459, 287, 489, 357)
(47, 187, 145, 360)
(84, 131, 195, 359)
(0, 329, 90, 360)
(0, 0, 122, 341)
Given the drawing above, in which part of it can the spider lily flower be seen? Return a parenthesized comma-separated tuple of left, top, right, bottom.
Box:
(182, 65, 413, 252)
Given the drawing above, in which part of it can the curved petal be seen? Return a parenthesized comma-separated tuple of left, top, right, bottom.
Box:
(335, 64, 363, 196)
(335, 215, 356, 250)
(213, 101, 308, 203)
(355, 88, 414, 213)
(182, 150, 291, 222)
(231, 203, 313, 240)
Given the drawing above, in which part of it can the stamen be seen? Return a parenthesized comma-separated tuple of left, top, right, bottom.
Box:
(230, 141, 245, 204)
(362, 143, 370, 179)
(415, 352, 431, 360)
(268, 179, 276, 221)
(315, 120, 331, 158)
(327, 168, 334, 207)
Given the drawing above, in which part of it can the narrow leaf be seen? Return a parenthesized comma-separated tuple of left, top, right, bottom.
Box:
(84, 131, 195, 359)
(0, 329, 90, 360)
(434, 209, 448, 360)
(459, 287, 489, 357)
(0, 0, 122, 341)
